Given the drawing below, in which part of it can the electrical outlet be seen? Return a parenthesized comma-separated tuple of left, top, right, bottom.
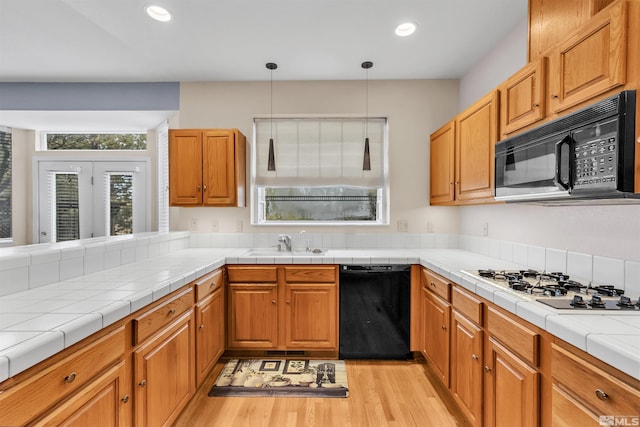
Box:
(482, 222, 488, 236)
(235, 220, 243, 232)
(190, 218, 199, 231)
(211, 219, 219, 232)
(397, 220, 408, 232)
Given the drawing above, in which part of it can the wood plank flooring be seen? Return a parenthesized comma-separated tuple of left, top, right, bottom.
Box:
(174, 359, 472, 427)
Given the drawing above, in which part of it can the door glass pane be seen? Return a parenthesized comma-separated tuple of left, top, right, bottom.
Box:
(55, 174, 79, 242)
(109, 174, 133, 235)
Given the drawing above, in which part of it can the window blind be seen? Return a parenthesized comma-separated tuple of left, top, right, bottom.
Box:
(254, 118, 386, 187)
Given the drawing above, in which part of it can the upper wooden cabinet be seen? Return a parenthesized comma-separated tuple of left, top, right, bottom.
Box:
(500, 58, 546, 136)
(455, 90, 499, 203)
(429, 121, 455, 204)
(528, 0, 616, 61)
(169, 129, 246, 207)
(547, 0, 628, 114)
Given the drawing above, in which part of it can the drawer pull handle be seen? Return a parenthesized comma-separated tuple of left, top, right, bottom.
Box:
(139, 379, 147, 388)
(595, 389, 608, 401)
(168, 309, 176, 316)
(64, 372, 77, 383)
(441, 324, 447, 330)
(121, 395, 130, 404)
(471, 354, 479, 360)
(484, 366, 492, 373)
(430, 282, 436, 287)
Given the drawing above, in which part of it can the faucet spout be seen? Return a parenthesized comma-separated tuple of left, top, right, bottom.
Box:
(278, 234, 292, 252)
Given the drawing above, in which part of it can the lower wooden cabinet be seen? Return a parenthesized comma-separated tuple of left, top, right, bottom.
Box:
(134, 310, 195, 427)
(33, 360, 132, 427)
(484, 337, 539, 427)
(226, 265, 338, 351)
(421, 284, 451, 386)
(195, 286, 225, 386)
(450, 310, 483, 427)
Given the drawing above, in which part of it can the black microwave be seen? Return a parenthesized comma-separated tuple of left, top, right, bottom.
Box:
(495, 90, 637, 203)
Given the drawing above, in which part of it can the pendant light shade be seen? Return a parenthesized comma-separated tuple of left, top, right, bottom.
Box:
(266, 62, 278, 171)
(362, 61, 373, 171)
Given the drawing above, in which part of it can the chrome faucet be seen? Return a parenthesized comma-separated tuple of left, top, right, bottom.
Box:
(278, 234, 292, 252)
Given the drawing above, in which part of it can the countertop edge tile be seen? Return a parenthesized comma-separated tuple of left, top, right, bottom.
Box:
(2, 331, 65, 377)
(586, 333, 640, 380)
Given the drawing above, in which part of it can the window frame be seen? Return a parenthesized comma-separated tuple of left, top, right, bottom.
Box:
(250, 116, 390, 226)
(38, 131, 148, 151)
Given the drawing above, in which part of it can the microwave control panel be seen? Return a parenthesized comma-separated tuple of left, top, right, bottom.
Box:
(573, 133, 617, 190)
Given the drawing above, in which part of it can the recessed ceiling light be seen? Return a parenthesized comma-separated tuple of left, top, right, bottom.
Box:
(395, 22, 417, 37)
(145, 5, 172, 22)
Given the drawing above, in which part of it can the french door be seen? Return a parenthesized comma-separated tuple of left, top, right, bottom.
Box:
(37, 160, 148, 243)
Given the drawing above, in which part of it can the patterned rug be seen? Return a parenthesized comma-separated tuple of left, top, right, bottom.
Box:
(209, 359, 349, 398)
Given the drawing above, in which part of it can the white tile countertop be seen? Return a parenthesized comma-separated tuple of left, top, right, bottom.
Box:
(0, 247, 638, 383)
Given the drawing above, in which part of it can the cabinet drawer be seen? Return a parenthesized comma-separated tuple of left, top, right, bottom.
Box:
(284, 266, 336, 283)
(0, 327, 125, 427)
(227, 266, 277, 283)
(194, 269, 223, 301)
(487, 306, 539, 366)
(422, 268, 450, 301)
(133, 287, 193, 345)
(452, 286, 483, 325)
(552, 344, 640, 417)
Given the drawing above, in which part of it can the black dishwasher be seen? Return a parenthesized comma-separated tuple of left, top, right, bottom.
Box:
(339, 265, 411, 359)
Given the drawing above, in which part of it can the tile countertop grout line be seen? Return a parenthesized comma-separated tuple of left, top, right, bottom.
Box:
(0, 247, 638, 383)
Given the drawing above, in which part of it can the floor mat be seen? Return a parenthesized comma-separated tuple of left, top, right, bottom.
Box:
(209, 359, 349, 398)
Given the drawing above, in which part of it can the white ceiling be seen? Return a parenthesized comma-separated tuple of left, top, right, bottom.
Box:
(0, 0, 527, 82)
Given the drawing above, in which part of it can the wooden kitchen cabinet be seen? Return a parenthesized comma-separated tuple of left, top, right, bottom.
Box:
(133, 309, 195, 427)
(194, 270, 225, 386)
(484, 337, 539, 427)
(547, 0, 628, 114)
(455, 90, 499, 203)
(226, 265, 338, 352)
(528, 0, 614, 61)
(421, 268, 451, 386)
(169, 128, 246, 207)
(500, 58, 546, 137)
(450, 287, 484, 427)
(429, 120, 455, 204)
(551, 343, 640, 426)
(33, 359, 132, 427)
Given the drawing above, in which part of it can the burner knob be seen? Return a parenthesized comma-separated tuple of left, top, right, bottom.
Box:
(591, 295, 602, 304)
(570, 295, 585, 307)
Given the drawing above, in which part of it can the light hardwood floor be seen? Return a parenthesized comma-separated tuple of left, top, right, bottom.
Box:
(174, 359, 472, 427)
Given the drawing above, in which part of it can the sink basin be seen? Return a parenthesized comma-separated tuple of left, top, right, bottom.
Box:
(243, 248, 326, 257)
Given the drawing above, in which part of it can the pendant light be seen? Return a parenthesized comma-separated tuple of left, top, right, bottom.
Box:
(266, 62, 278, 171)
(361, 61, 373, 171)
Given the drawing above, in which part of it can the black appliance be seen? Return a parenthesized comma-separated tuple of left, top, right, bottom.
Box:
(495, 90, 637, 203)
(339, 265, 411, 359)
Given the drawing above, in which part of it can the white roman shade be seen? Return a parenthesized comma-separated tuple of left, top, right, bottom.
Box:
(254, 117, 386, 187)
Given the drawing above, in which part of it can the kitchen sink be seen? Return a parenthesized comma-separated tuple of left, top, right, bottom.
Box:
(243, 248, 326, 257)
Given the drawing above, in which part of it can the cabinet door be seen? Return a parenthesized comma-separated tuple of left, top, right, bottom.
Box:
(195, 286, 225, 386)
(548, 1, 627, 113)
(284, 283, 337, 349)
(134, 310, 195, 427)
(169, 130, 203, 206)
(203, 129, 237, 206)
(34, 360, 131, 427)
(421, 287, 451, 386)
(455, 90, 498, 202)
(451, 311, 483, 427)
(485, 337, 539, 427)
(501, 58, 546, 136)
(227, 284, 278, 348)
(551, 384, 601, 427)
(429, 121, 455, 205)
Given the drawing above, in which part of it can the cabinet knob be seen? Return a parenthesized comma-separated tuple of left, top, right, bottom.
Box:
(139, 379, 147, 388)
(203, 185, 207, 191)
(551, 94, 559, 99)
(430, 282, 436, 287)
(595, 389, 609, 401)
(196, 185, 201, 192)
(199, 324, 205, 330)
(286, 300, 291, 304)
(533, 103, 540, 108)
(167, 308, 176, 316)
(471, 354, 479, 360)
(441, 324, 447, 330)
(121, 395, 130, 404)
(64, 372, 77, 384)
(272, 299, 276, 305)
(484, 366, 492, 373)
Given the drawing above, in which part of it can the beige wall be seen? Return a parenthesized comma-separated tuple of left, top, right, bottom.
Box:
(171, 80, 460, 234)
